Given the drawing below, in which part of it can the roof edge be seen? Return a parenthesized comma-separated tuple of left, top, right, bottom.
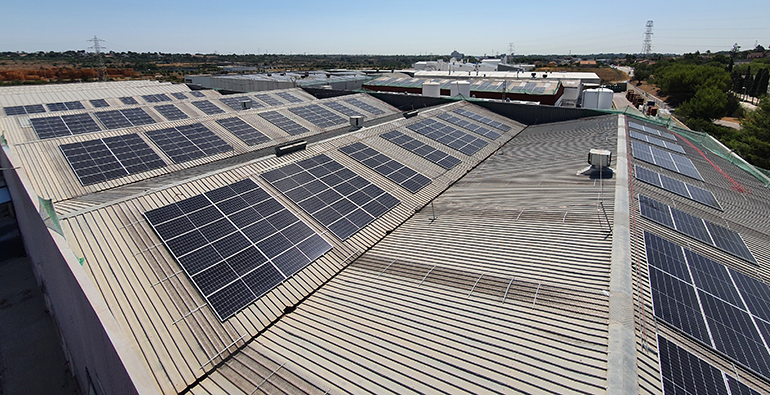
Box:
(607, 114, 640, 394)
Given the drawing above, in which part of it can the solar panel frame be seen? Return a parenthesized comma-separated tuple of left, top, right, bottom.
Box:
(634, 165, 721, 210)
(452, 108, 511, 131)
(261, 154, 399, 240)
(343, 97, 385, 115)
(215, 117, 270, 146)
(406, 118, 489, 156)
(89, 99, 110, 108)
(260, 111, 309, 136)
(275, 91, 304, 103)
(119, 97, 139, 105)
(141, 94, 172, 103)
(632, 141, 702, 180)
(324, 101, 364, 117)
(380, 130, 462, 170)
(190, 91, 206, 98)
(254, 94, 283, 106)
(288, 104, 346, 129)
(437, 112, 502, 140)
(219, 96, 263, 111)
(657, 335, 732, 395)
(171, 92, 188, 100)
(649, 266, 713, 345)
(339, 142, 431, 193)
(154, 104, 189, 121)
(144, 178, 332, 321)
(191, 100, 226, 115)
(145, 123, 233, 164)
(628, 121, 678, 141)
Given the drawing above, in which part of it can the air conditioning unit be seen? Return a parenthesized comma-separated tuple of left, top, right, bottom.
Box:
(588, 149, 612, 168)
(350, 116, 364, 128)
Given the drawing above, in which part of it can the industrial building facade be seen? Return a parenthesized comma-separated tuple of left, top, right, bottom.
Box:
(2, 80, 770, 394)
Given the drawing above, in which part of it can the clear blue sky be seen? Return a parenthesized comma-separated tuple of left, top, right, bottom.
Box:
(1, 0, 768, 56)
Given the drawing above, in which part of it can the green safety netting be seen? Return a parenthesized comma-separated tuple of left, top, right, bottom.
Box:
(38, 196, 62, 235)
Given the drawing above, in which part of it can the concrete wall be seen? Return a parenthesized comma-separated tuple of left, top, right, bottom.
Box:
(1, 148, 157, 395)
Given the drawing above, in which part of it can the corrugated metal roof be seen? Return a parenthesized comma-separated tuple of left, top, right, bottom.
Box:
(0, 80, 190, 106)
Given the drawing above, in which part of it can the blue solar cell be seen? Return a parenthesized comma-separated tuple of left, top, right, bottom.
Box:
(649, 266, 712, 345)
(644, 231, 691, 283)
(706, 222, 757, 264)
(339, 142, 431, 193)
(657, 336, 732, 395)
(686, 249, 744, 308)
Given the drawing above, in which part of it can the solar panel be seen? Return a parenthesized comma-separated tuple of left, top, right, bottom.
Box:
(95, 110, 133, 129)
(30, 114, 102, 139)
(699, 291, 770, 379)
(145, 123, 233, 164)
(452, 108, 511, 131)
(119, 97, 139, 105)
(380, 130, 461, 170)
(3, 106, 27, 116)
(437, 112, 501, 140)
(649, 266, 712, 344)
(144, 178, 332, 320)
(190, 91, 206, 98)
(275, 91, 304, 103)
(657, 336, 732, 395)
(639, 195, 756, 263)
(261, 154, 400, 240)
(628, 121, 677, 141)
(647, 231, 770, 383)
(215, 117, 270, 146)
(154, 104, 189, 121)
(171, 92, 188, 100)
(47, 101, 84, 112)
(89, 99, 110, 108)
(344, 97, 385, 115)
(340, 142, 431, 193)
(325, 101, 364, 117)
(406, 118, 489, 156)
(191, 100, 225, 115)
(260, 111, 309, 136)
(142, 94, 172, 103)
(631, 141, 702, 180)
(60, 133, 165, 185)
(630, 130, 686, 154)
(288, 104, 346, 128)
(220, 96, 262, 111)
(3, 104, 46, 116)
(254, 94, 282, 106)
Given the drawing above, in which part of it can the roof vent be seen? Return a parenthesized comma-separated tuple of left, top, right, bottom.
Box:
(588, 149, 611, 168)
(275, 140, 307, 157)
(241, 100, 252, 110)
(350, 116, 364, 129)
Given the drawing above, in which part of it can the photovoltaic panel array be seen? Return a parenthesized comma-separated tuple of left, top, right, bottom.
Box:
(629, 121, 677, 141)
(191, 100, 225, 115)
(215, 117, 270, 146)
(145, 123, 233, 164)
(339, 142, 431, 193)
(260, 111, 309, 136)
(325, 101, 363, 117)
(631, 141, 702, 180)
(635, 166, 721, 210)
(646, 231, 770, 381)
(220, 96, 262, 111)
(95, 108, 157, 129)
(3, 104, 46, 116)
(261, 154, 400, 240)
(119, 97, 139, 105)
(46, 101, 85, 112)
(437, 112, 501, 140)
(154, 104, 189, 121)
(144, 178, 332, 320)
(142, 94, 172, 103)
(380, 130, 461, 170)
(452, 108, 511, 131)
(288, 104, 346, 128)
(190, 91, 206, 98)
(344, 97, 385, 115)
(657, 335, 761, 395)
(171, 92, 188, 100)
(30, 114, 102, 139)
(254, 94, 282, 106)
(275, 91, 304, 103)
(406, 118, 489, 155)
(639, 195, 756, 263)
(630, 130, 686, 154)
(89, 99, 110, 108)
(59, 133, 165, 185)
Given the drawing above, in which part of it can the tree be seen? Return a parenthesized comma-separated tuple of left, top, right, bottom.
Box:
(739, 99, 770, 168)
(676, 86, 728, 120)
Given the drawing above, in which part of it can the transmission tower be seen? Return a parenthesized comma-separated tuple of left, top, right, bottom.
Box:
(87, 35, 107, 81)
(641, 21, 653, 56)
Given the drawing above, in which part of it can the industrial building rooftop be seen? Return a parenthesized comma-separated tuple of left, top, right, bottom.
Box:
(2, 80, 770, 395)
